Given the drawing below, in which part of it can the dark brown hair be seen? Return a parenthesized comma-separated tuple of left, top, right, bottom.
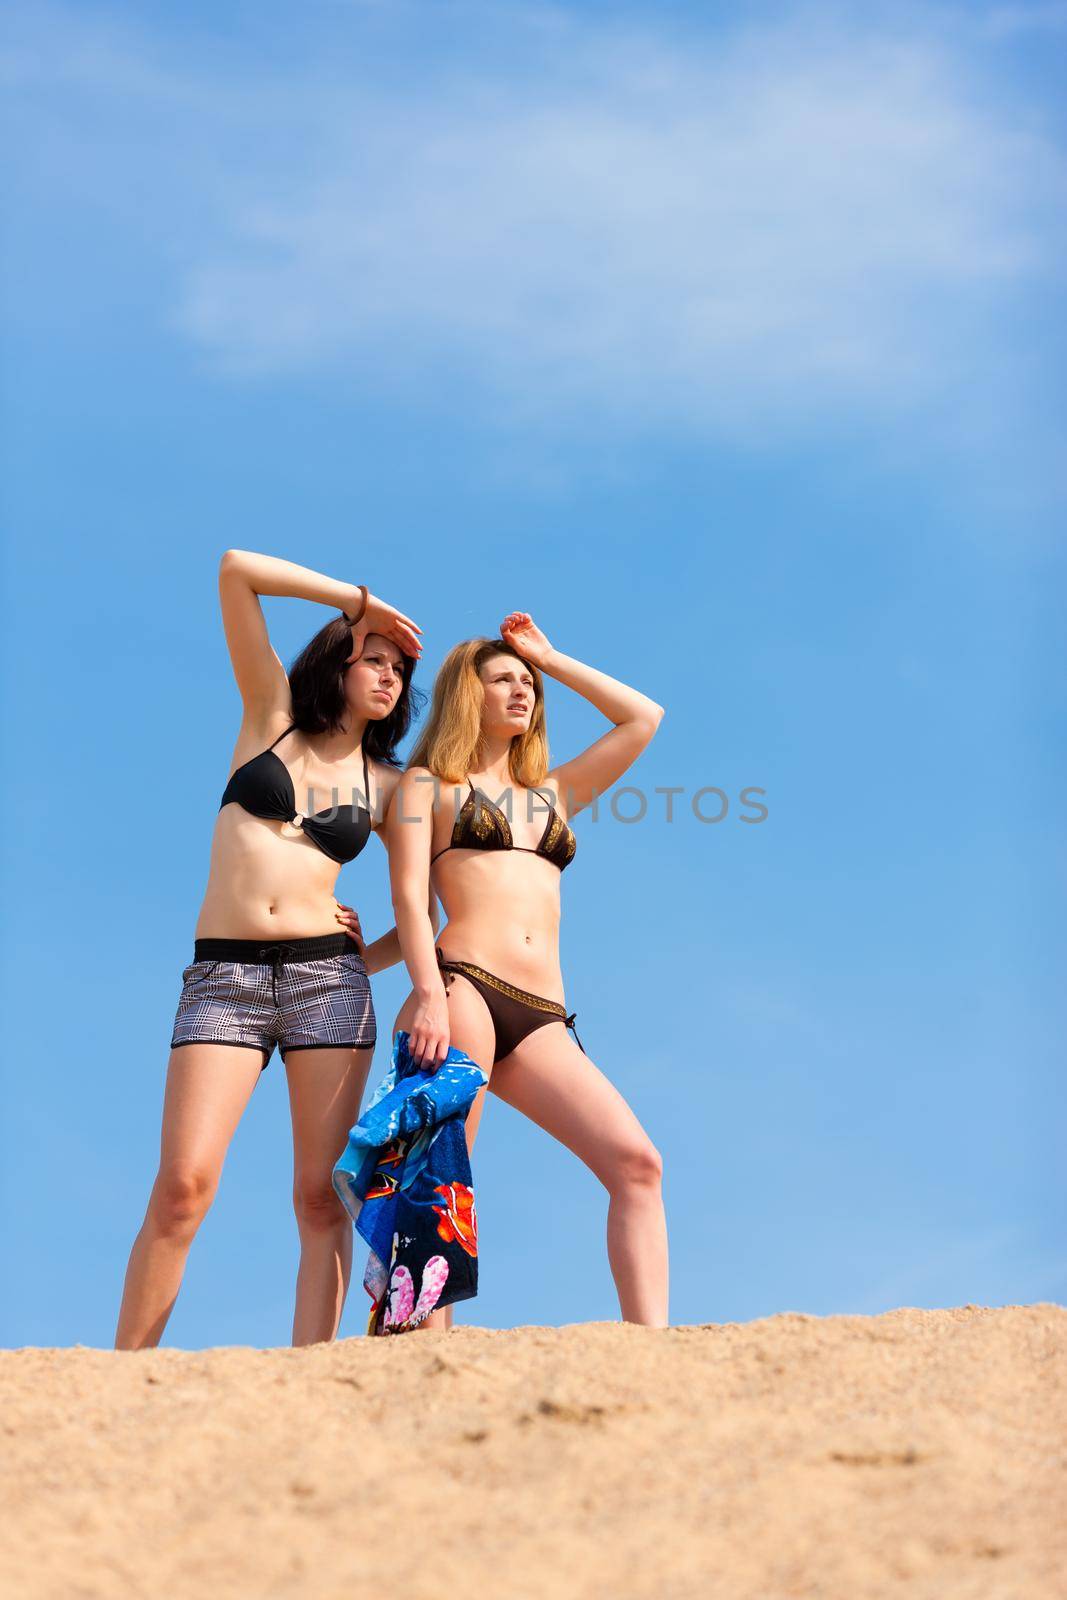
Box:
(288, 616, 424, 766)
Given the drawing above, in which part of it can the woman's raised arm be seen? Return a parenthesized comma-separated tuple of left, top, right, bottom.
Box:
(218, 549, 422, 717)
(500, 611, 663, 818)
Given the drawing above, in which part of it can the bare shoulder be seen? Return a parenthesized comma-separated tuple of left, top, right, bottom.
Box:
(385, 764, 445, 818)
(370, 761, 404, 802)
(407, 766, 468, 821)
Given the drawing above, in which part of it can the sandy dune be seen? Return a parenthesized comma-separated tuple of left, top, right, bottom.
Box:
(2, 1304, 1063, 1600)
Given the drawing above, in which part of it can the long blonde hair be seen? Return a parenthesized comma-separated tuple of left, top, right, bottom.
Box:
(407, 638, 550, 785)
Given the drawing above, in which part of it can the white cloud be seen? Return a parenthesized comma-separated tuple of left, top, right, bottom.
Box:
(7, 2, 1067, 444)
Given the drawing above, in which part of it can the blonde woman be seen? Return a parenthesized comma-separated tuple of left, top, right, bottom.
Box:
(388, 613, 668, 1329)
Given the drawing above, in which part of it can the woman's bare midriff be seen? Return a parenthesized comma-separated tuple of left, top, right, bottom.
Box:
(194, 805, 348, 940)
(432, 851, 565, 1001)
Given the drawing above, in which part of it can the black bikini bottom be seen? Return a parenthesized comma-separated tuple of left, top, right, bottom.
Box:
(435, 947, 585, 1065)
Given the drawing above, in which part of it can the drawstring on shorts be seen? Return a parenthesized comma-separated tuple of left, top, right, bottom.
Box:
(257, 942, 300, 1005)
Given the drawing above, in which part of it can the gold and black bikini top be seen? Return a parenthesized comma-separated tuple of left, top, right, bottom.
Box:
(430, 778, 576, 872)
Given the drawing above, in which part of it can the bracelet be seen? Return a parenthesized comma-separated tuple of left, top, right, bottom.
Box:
(343, 584, 368, 626)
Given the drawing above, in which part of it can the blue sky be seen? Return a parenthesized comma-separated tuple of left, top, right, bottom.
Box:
(2, 0, 1064, 1349)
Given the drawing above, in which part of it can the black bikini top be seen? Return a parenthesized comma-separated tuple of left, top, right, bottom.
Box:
(219, 726, 373, 865)
(430, 778, 576, 872)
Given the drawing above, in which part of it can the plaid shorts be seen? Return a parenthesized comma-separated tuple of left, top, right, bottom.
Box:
(171, 933, 376, 1066)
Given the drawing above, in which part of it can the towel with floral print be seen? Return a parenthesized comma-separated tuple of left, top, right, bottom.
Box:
(333, 1030, 487, 1335)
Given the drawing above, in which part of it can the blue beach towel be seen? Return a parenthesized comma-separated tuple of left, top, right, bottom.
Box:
(333, 1030, 488, 1336)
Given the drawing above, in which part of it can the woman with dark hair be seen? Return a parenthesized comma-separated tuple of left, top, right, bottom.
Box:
(388, 613, 668, 1331)
(116, 550, 426, 1349)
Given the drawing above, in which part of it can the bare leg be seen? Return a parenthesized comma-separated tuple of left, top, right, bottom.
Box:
(393, 978, 495, 1332)
(286, 1045, 374, 1346)
(115, 1044, 265, 1349)
(490, 1023, 668, 1326)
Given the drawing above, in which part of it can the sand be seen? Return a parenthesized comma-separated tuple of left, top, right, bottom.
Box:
(1, 1304, 1063, 1600)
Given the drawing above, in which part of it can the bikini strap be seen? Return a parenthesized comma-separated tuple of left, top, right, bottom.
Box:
(564, 1012, 586, 1054)
(362, 744, 371, 815)
(267, 723, 295, 751)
